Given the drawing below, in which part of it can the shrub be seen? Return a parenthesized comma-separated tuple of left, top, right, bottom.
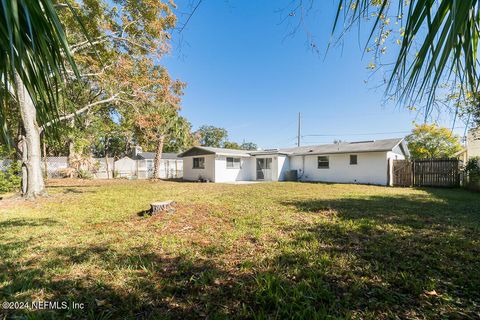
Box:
(77, 169, 93, 180)
(56, 167, 77, 178)
(465, 157, 480, 191)
(0, 160, 21, 193)
(465, 157, 480, 178)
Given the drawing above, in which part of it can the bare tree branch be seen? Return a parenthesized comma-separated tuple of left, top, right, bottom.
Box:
(41, 94, 119, 132)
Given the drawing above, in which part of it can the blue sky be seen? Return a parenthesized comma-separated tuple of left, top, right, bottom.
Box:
(162, 0, 463, 149)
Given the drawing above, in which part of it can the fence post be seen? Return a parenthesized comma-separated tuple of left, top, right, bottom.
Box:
(387, 158, 392, 186)
(411, 160, 415, 186)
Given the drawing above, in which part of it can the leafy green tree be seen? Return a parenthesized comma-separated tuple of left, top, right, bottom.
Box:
(47, 0, 177, 163)
(195, 125, 228, 148)
(406, 124, 463, 159)
(223, 141, 241, 149)
(135, 105, 192, 179)
(240, 142, 258, 150)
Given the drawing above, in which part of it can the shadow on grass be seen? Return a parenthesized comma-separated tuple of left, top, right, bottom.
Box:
(0, 218, 58, 229)
(0, 243, 241, 319)
(272, 188, 480, 318)
(61, 188, 97, 194)
(0, 188, 479, 319)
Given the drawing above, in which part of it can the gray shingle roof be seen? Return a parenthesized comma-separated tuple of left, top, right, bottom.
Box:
(279, 138, 405, 155)
(178, 138, 407, 158)
(136, 152, 180, 160)
(178, 146, 251, 157)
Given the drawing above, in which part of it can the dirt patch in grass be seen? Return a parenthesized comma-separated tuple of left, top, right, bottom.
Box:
(133, 203, 234, 242)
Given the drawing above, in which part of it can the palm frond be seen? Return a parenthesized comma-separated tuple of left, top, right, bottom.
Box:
(334, 0, 480, 113)
(0, 0, 79, 146)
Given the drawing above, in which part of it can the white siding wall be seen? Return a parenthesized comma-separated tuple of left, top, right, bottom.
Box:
(214, 156, 255, 182)
(182, 154, 216, 182)
(468, 129, 480, 159)
(290, 152, 390, 185)
(387, 150, 406, 160)
(276, 155, 290, 181)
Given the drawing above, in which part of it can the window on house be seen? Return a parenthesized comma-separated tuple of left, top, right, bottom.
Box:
(193, 157, 205, 169)
(226, 157, 241, 169)
(318, 156, 329, 168)
(350, 155, 358, 165)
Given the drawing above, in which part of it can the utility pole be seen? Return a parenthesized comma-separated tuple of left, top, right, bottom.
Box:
(297, 112, 301, 147)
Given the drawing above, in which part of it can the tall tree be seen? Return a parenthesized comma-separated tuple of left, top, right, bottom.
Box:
(406, 124, 463, 159)
(240, 142, 258, 150)
(135, 106, 190, 179)
(1, 0, 79, 198)
(223, 141, 241, 149)
(1, 0, 179, 197)
(195, 125, 228, 148)
(48, 0, 177, 163)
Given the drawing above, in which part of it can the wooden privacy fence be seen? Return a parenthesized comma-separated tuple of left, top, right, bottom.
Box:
(392, 159, 462, 187)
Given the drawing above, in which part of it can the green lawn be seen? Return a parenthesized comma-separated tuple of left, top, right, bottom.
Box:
(1, 180, 479, 319)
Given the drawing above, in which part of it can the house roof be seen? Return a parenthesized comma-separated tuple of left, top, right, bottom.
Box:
(136, 152, 180, 160)
(178, 138, 409, 158)
(178, 146, 251, 158)
(280, 138, 408, 156)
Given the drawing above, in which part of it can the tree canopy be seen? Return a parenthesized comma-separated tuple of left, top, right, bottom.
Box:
(406, 124, 463, 159)
(195, 125, 228, 148)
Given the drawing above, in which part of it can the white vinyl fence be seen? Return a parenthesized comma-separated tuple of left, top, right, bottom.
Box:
(3, 156, 183, 179)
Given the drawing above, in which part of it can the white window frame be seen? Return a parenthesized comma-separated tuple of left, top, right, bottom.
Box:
(226, 157, 241, 169)
(317, 156, 329, 169)
(193, 157, 205, 169)
(350, 154, 358, 165)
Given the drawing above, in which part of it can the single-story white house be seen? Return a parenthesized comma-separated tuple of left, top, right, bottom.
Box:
(178, 138, 409, 185)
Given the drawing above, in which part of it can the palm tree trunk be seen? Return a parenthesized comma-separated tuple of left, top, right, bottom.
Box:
(15, 72, 46, 198)
(153, 135, 165, 179)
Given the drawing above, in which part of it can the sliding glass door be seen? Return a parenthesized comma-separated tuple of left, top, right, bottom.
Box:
(256, 158, 272, 180)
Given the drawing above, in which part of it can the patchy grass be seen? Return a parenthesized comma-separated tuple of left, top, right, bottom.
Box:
(0, 179, 479, 319)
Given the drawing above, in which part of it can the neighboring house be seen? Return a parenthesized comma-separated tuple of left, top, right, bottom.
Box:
(467, 128, 480, 159)
(114, 147, 183, 179)
(179, 138, 409, 185)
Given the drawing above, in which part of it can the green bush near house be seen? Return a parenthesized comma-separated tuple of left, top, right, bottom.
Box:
(0, 160, 21, 194)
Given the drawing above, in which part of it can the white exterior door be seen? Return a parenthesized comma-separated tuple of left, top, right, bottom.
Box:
(256, 158, 272, 180)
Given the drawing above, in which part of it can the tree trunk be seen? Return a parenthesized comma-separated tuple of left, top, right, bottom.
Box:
(67, 139, 75, 166)
(15, 72, 46, 198)
(104, 137, 110, 179)
(42, 132, 48, 180)
(153, 135, 165, 179)
(105, 152, 110, 179)
(67, 118, 76, 167)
